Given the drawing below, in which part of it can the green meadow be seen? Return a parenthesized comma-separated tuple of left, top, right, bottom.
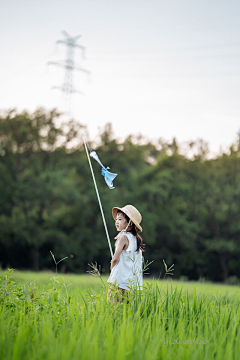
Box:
(1, 270, 240, 360)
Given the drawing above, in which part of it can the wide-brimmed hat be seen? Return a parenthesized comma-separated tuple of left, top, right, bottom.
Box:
(112, 205, 142, 232)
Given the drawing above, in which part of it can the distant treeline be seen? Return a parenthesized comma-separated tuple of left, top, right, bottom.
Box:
(1, 108, 240, 283)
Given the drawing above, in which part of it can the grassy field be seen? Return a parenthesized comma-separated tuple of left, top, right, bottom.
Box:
(1, 269, 240, 360)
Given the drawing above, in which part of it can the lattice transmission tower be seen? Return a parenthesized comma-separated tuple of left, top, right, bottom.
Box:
(48, 31, 90, 116)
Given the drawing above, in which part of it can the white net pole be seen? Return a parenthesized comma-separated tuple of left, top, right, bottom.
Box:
(82, 134, 113, 258)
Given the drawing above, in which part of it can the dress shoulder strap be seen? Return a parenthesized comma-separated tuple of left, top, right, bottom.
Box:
(122, 232, 137, 252)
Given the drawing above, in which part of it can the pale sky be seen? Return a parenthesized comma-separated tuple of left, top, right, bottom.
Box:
(1, 0, 240, 155)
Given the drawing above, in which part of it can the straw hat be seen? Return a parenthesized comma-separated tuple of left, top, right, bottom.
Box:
(112, 205, 142, 232)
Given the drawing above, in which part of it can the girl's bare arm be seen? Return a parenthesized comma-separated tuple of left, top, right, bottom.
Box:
(110, 235, 128, 270)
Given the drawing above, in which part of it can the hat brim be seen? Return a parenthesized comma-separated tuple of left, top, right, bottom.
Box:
(112, 207, 142, 232)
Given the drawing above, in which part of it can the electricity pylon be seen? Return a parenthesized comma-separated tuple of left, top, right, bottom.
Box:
(48, 30, 90, 116)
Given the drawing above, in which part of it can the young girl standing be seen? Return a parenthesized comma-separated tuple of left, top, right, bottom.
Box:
(107, 204, 145, 303)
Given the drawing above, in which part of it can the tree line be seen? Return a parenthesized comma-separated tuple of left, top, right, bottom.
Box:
(1, 108, 240, 283)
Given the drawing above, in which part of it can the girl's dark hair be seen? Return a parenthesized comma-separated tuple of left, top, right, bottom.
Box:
(117, 210, 145, 252)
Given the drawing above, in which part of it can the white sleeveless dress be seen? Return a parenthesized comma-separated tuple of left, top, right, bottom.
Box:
(107, 231, 143, 291)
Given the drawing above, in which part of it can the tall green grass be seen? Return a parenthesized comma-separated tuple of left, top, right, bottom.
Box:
(1, 269, 240, 360)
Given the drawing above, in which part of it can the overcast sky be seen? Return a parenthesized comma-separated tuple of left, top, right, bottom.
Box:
(1, 0, 240, 155)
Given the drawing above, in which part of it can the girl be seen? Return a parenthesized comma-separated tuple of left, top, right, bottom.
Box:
(107, 204, 145, 303)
